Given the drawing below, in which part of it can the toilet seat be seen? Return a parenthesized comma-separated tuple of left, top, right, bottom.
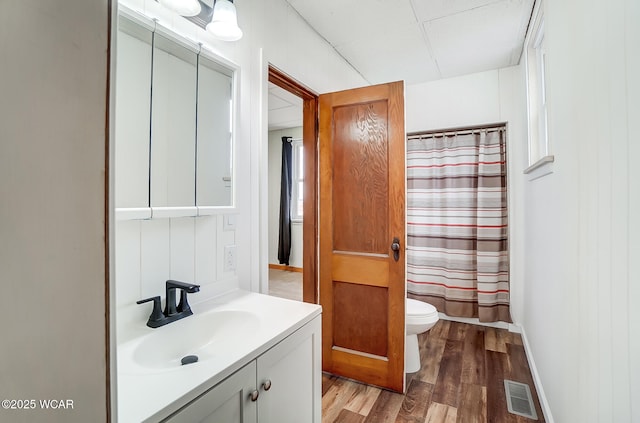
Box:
(406, 299, 438, 325)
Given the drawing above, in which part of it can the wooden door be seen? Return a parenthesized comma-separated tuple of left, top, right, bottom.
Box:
(319, 81, 406, 393)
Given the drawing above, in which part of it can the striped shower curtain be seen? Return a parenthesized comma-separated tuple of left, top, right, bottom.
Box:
(406, 126, 510, 323)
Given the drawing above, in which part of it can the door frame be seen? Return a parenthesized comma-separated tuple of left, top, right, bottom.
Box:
(267, 65, 318, 304)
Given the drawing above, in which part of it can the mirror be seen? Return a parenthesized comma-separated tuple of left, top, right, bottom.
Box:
(150, 33, 198, 208)
(114, 16, 153, 209)
(115, 12, 237, 217)
(196, 53, 234, 208)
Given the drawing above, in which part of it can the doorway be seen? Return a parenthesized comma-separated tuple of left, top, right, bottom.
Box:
(267, 82, 304, 301)
(266, 65, 318, 304)
(264, 67, 406, 392)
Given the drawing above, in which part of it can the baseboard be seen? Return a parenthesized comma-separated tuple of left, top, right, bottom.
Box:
(268, 263, 303, 273)
(518, 325, 555, 423)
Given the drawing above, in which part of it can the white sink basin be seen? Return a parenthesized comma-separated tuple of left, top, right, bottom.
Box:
(122, 309, 260, 372)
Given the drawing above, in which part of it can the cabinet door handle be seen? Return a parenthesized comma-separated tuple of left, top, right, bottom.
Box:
(249, 390, 259, 402)
(262, 379, 272, 391)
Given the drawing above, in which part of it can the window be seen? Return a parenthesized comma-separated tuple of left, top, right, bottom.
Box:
(525, 2, 553, 176)
(291, 139, 304, 221)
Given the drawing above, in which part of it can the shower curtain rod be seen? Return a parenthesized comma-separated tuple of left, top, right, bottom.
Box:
(407, 123, 506, 140)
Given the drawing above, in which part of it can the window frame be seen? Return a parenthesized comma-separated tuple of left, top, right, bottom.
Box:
(290, 138, 304, 222)
(524, 1, 554, 178)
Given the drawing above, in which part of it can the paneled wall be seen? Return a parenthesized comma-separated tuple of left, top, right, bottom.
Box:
(520, 0, 639, 421)
(115, 0, 367, 305)
(407, 15, 640, 419)
(115, 216, 237, 331)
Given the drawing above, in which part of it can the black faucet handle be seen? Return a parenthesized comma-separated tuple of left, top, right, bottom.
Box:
(137, 296, 164, 327)
(177, 290, 193, 315)
(166, 280, 201, 293)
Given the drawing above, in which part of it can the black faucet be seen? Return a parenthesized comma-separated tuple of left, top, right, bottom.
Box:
(137, 280, 201, 328)
(165, 280, 200, 316)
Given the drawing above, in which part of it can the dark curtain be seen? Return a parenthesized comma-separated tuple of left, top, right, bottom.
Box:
(277, 137, 293, 265)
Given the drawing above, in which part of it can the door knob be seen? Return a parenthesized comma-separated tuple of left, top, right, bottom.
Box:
(249, 390, 259, 402)
(391, 237, 400, 262)
(262, 379, 272, 391)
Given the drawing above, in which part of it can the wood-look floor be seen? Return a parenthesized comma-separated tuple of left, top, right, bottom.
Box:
(268, 269, 544, 422)
(268, 268, 303, 301)
(322, 320, 545, 423)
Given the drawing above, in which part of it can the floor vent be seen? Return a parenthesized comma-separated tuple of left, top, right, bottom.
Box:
(504, 380, 538, 420)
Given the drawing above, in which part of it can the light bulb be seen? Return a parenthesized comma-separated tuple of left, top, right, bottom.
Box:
(206, 0, 243, 41)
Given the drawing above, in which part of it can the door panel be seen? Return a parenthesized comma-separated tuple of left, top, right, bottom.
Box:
(333, 282, 388, 356)
(319, 81, 406, 393)
(332, 100, 389, 254)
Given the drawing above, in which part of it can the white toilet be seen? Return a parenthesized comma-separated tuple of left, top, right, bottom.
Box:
(405, 298, 439, 373)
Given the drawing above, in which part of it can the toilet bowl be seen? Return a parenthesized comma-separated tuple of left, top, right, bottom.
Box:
(406, 298, 439, 373)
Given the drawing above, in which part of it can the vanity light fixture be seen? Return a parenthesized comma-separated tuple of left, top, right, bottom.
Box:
(206, 0, 243, 41)
(158, 0, 202, 17)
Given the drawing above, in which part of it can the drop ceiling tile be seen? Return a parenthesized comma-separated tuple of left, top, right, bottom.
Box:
(268, 92, 291, 110)
(268, 107, 303, 130)
(269, 84, 303, 110)
(285, 0, 534, 86)
(337, 23, 441, 84)
(410, 0, 500, 22)
(288, 0, 417, 48)
(424, 0, 532, 77)
(268, 83, 303, 130)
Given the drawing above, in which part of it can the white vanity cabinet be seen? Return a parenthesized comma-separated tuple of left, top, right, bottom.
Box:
(256, 315, 320, 423)
(163, 361, 257, 423)
(162, 315, 321, 423)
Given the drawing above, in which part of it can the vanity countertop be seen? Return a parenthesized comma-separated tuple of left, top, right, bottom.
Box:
(117, 290, 322, 422)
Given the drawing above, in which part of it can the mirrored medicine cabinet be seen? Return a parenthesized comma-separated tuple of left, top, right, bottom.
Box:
(114, 11, 236, 220)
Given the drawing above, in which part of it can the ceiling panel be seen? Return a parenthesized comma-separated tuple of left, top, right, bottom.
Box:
(287, 0, 535, 86)
(337, 23, 441, 85)
(288, 0, 417, 48)
(268, 83, 303, 130)
(424, 0, 533, 77)
(410, 0, 500, 22)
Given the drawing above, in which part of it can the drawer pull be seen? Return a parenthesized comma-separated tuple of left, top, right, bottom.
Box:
(262, 380, 272, 391)
(250, 390, 259, 402)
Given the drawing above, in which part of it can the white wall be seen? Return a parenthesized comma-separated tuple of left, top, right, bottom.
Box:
(0, 1, 109, 422)
(115, 216, 237, 334)
(117, 0, 366, 303)
(406, 69, 503, 132)
(520, 0, 640, 421)
(0, 0, 364, 418)
(407, 14, 640, 419)
(268, 128, 304, 269)
(405, 67, 528, 326)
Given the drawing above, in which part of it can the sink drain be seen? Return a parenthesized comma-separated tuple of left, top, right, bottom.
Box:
(181, 355, 199, 366)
